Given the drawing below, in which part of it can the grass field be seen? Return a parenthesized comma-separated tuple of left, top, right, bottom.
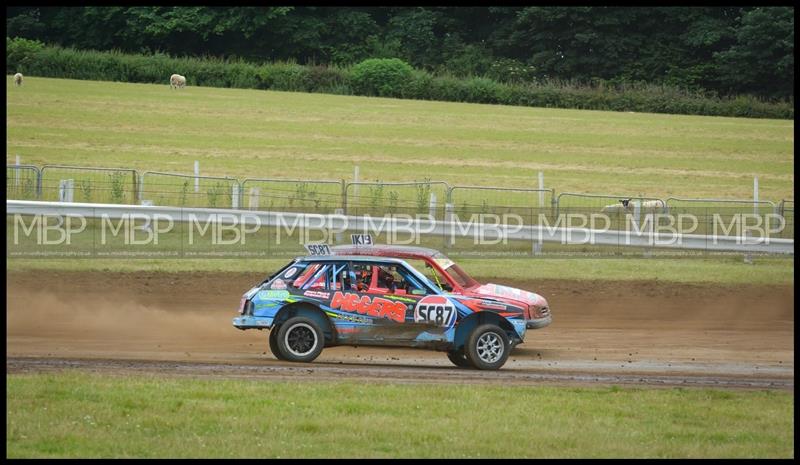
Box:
(6, 76, 794, 201)
(6, 372, 793, 458)
(5, 76, 795, 283)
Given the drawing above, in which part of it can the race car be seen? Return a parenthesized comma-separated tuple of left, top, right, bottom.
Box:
(330, 244, 551, 330)
(232, 250, 544, 370)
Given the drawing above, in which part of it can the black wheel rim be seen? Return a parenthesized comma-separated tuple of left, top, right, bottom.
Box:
(285, 323, 317, 356)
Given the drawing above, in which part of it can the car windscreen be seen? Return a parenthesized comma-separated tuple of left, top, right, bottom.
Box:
(432, 253, 479, 288)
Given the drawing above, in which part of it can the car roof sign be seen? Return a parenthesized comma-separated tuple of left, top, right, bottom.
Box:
(351, 234, 373, 246)
(304, 243, 331, 256)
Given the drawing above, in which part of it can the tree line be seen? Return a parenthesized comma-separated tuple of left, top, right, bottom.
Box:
(6, 6, 794, 101)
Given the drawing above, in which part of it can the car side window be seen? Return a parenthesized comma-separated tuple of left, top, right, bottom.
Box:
(391, 264, 431, 295)
(352, 263, 373, 292)
(292, 262, 351, 291)
(375, 264, 403, 292)
(404, 258, 453, 292)
(355, 261, 428, 296)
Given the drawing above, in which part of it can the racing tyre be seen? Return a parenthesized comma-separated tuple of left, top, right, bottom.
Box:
(446, 349, 472, 368)
(465, 324, 510, 370)
(268, 327, 288, 361)
(276, 316, 324, 363)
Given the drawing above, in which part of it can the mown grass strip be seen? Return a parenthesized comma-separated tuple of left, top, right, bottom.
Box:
(6, 372, 793, 458)
(5, 256, 794, 285)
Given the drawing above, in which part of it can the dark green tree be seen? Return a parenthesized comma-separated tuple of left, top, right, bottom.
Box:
(713, 7, 794, 99)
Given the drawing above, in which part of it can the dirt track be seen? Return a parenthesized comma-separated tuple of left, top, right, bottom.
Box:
(6, 270, 794, 390)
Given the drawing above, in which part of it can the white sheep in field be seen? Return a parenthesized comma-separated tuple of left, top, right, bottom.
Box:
(601, 198, 632, 214)
(13, 73, 23, 86)
(640, 199, 665, 213)
(601, 198, 665, 214)
(169, 74, 186, 89)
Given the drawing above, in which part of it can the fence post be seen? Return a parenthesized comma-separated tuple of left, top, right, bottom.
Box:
(194, 161, 200, 193)
(753, 176, 759, 215)
(232, 183, 240, 209)
(250, 187, 260, 210)
(538, 171, 544, 207)
(58, 179, 74, 202)
(133, 170, 139, 203)
(353, 166, 359, 202)
(341, 180, 348, 215)
(444, 202, 455, 248)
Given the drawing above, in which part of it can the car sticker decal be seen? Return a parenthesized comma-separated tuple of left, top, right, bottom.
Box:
(324, 310, 371, 325)
(414, 295, 457, 327)
(303, 290, 331, 300)
(257, 290, 290, 300)
(380, 294, 418, 303)
(330, 291, 406, 323)
(283, 267, 299, 279)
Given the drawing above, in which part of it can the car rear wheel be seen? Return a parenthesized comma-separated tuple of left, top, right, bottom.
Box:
(465, 324, 510, 370)
(446, 349, 472, 368)
(276, 316, 324, 363)
(268, 327, 288, 361)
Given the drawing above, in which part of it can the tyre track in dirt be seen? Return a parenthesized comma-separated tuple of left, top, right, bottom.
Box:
(6, 356, 792, 391)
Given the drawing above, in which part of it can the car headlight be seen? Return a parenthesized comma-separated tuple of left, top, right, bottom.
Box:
(529, 304, 550, 319)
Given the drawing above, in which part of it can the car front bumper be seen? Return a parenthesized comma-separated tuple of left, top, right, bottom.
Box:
(526, 314, 552, 329)
(232, 315, 274, 329)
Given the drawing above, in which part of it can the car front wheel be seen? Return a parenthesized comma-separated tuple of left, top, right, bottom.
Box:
(465, 324, 510, 370)
(276, 316, 324, 363)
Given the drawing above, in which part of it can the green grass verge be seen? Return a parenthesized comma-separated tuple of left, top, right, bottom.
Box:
(6, 255, 794, 285)
(6, 372, 793, 458)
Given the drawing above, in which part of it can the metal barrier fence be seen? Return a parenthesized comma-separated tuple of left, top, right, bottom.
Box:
(6, 164, 40, 201)
(40, 164, 138, 204)
(779, 200, 794, 239)
(779, 199, 794, 222)
(555, 192, 667, 231)
(140, 171, 241, 208)
(7, 162, 794, 240)
(665, 197, 776, 213)
(449, 186, 555, 225)
(344, 181, 451, 219)
(241, 178, 344, 213)
(664, 197, 788, 238)
(7, 200, 794, 255)
(556, 192, 666, 210)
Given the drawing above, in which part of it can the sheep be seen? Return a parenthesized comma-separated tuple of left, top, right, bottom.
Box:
(169, 74, 186, 89)
(640, 199, 665, 212)
(13, 73, 23, 86)
(601, 198, 632, 214)
(601, 198, 665, 214)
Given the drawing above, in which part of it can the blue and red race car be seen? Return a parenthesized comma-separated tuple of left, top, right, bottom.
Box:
(233, 245, 551, 370)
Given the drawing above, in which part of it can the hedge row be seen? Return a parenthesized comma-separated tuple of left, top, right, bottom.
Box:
(7, 37, 793, 119)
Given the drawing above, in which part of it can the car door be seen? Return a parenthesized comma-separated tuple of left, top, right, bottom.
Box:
(350, 260, 462, 345)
